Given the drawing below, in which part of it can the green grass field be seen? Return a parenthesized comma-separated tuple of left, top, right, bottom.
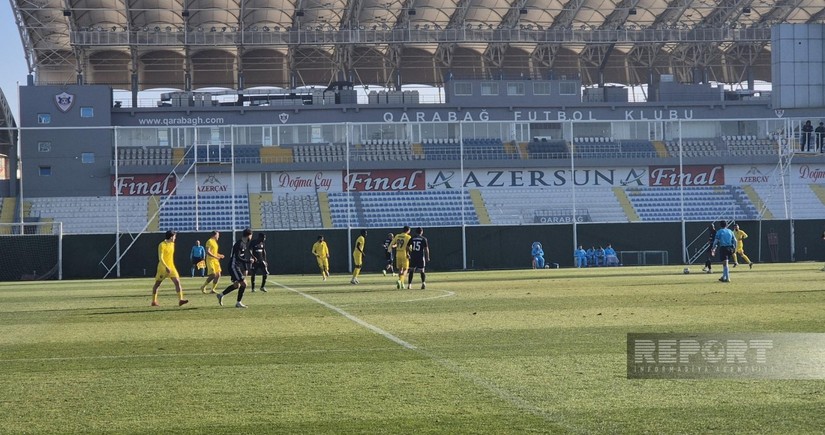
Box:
(2, 264, 825, 434)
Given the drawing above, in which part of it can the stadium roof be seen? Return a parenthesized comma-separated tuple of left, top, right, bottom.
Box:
(10, 0, 825, 91)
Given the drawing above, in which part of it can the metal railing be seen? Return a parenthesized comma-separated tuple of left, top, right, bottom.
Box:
(72, 26, 772, 48)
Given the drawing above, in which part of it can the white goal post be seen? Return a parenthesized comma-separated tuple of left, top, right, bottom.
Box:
(0, 222, 63, 280)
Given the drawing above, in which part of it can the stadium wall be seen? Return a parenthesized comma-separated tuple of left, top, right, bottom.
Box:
(43, 220, 825, 280)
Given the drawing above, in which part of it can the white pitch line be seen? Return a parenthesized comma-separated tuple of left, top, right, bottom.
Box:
(271, 280, 586, 433)
(337, 289, 457, 308)
(272, 281, 416, 350)
(401, 290, 455, 303)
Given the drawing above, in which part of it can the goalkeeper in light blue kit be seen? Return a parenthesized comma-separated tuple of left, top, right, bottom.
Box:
(531, 242, 545, 269)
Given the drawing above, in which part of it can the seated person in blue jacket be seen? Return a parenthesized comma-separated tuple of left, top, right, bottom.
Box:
(586, 246, 597, 267)
(574, 245, 587, 268)
(604, 244, 620, 266)
(531, 242, 545, 269)
(596, 246, 606, 266)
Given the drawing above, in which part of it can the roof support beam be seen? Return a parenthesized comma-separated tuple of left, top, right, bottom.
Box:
(434, 0, 472, 73)
(530, 0, 586, 73)
(578, 0, 639, 84)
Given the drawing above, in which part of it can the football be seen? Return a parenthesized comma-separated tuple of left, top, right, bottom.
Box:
(683, 267, 690, 274)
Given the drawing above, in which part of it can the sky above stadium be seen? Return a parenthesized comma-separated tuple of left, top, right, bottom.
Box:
(0, 2, 28, 120)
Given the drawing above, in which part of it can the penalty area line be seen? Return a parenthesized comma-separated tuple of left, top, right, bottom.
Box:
(270, 280, 586, 433)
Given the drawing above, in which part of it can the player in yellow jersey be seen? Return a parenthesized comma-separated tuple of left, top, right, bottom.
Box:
(200, 231, 225, 293)
(150, 230, 188, 307)
(732, 224, 753, 269)
(351, 229, 366, 284)
(312, 235, 330, 281)
(391, 226, 412, 289)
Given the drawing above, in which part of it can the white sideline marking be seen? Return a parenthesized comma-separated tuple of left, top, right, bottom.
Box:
(272, 281, 416, 350)
(401, 290, 455, 303)
(272, 280, 585, 433)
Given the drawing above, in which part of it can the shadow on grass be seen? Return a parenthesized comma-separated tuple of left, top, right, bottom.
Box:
(85, 294, 146, 299)
(441, 269, 679, 283)
(767, 289, 825, 294)
(88, 307, 202, 315)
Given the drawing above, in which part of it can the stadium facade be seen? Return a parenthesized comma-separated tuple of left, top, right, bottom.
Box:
(2, 15, 825, 278)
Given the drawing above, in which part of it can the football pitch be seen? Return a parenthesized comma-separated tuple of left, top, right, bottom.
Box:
(2, 264, 824, 434)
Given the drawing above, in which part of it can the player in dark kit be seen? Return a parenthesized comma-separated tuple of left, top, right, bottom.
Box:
(382, 232, 395, 276)
(406, 227, 430, 289)
(702, 223, 716, 274)
(216, 228, 255, 308)
(250, 232, 269, 292)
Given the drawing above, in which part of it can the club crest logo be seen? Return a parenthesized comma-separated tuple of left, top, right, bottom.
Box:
(427, 171, 455, 189)
(774, 109, 784, 118)
(744, 166, 764, 176)
(620, 168, 647, 186)
(54, 92, 75, 113)
(278, 113, 289, 124)
(203, 175, 222, 184)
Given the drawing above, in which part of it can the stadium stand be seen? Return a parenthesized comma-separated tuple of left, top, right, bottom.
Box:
(619, 140, 658, 158)
(722, 136, 778, 156)
(573, 137, 621, 158)
(116, 147, 172, 166)
(183, 145, 261, 164)
(526, 139, 569, 159)
(28, 196, 149, 234)
(157, 194, 251, 231)
(0, 198, 13, 223)
(462, 138, 519, 160)
(327, 191, 479, 227)
(355, 140, 415, 161)
(260, 194, 322, 229)
(748, 183, 825, 220)
(291, 144, 347, 163)
(481, 187, 627, 224)
(624, 186, 758, 221)
(664, 139, 721, 157)
(421, 138, 461, 160)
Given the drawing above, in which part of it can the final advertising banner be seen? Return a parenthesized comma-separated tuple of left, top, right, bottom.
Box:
(113, 164, 825, 197)
(111, 174, 177, 196)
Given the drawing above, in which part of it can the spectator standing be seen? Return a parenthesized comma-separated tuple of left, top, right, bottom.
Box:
(815, 122, 825, 153)
(801, 120, 814, 151)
